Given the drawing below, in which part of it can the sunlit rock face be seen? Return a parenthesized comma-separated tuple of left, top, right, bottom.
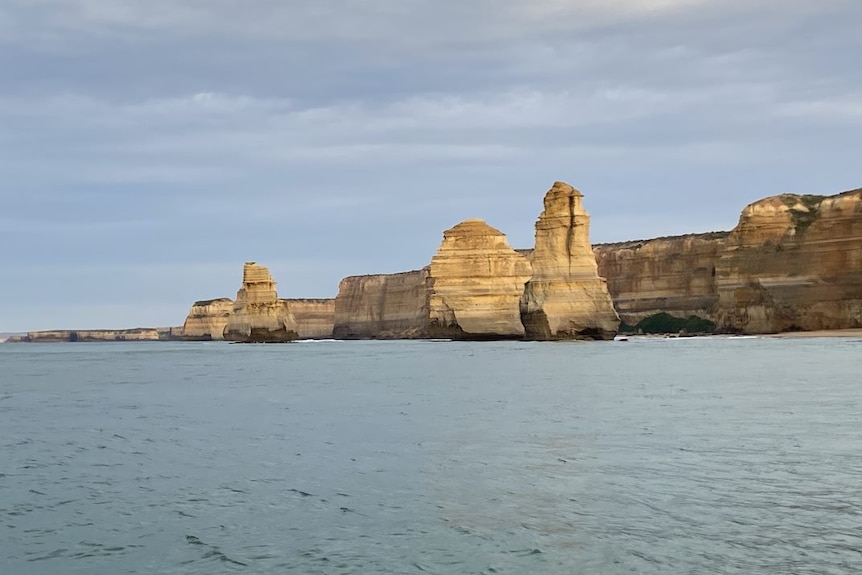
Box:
(427, 219, 532, 339)
(333, 269, 430, 339)
(595, 188, 862, 334)
(223, 262, 298, 343)
(287, 299, 336, 339)
(181, 298, 234, 340)
(521, 182, 620, 340)
(715, 189, 862, 333)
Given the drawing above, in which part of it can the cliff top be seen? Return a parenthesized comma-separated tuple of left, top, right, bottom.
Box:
(193, 297, 233, 306)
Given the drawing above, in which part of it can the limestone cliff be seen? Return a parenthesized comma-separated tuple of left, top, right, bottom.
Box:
(223, 262, 299, 342)
(181, 298, 234, 340)
(715, 190, 862, 332)
(333, 269, 430, 339)
(21, 328, 172, 342)
(521, 182, 620, 340)
(594, 188, 862, 334)
(221, 263, 336, 342)
(593, 232, 727, 325)
(287, 299, 336, 339)
(427, 219, 532, 339)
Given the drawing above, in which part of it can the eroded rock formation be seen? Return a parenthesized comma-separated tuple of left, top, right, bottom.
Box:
(715, 190, 862, 332)
(333, 182, 617, 340)
(288, 299, 336, 339)
(593, 233, 727, 326)
(521, 182, 620, 340)
(333, 269, 430, 339)
(595, 188, 862, 334)
(223, 262, 299, 342)
(219, 262, 337, 341)
(427, 219, 532, 338)
(17, 328, 182, 342)
(181, 298, 234, 340)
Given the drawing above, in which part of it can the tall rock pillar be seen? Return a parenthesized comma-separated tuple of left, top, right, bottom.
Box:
(521, 181, 620, 340)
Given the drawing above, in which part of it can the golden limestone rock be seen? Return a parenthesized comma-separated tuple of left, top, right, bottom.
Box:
(715, 189, 862, 333)
(594, 187, 862, 334)
(427, 219, 532, 339)
(333, 269, 430, 339)
(593, 233, 727, 326)
(223, 262, 298, 342)
(288, 299, 336, 339)
(521, 182, 620, 340)
(181, 298, 234, 340)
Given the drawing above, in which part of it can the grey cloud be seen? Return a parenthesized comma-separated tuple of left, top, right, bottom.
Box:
(0, 0, 859, 331)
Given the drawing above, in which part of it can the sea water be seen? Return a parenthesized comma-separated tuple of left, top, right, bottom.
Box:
(1, 337, 861, 574)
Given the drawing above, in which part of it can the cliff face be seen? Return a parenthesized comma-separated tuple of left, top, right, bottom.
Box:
(288, 299, 336, 339)
(521, 182, 620, 340)
(428, 219, 532, 339)
(715, 190, 862, 333)
(181, 298, 234, 340)
(333, 269, 430, 339)
(332, 181, 616, 340)
(595, 188, 862, 334)
(593, 233, 727, 325)
(223, 262, 298, 342)
(21, 328, 175, 342)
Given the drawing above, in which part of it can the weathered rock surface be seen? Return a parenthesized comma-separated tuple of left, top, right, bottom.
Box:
(221, 262, 336, 342)
(715, 190, 862, 333)
(333, 182, 616, 340)
(428, 219, 532, 339)
(521, 182, 620, 340)
(223, 262, 299, 342)
(333, 269, 430, 339)
(181, 298, 234, 340)
(18, 328, 180, 342)
(595, 188, 862, 334)
(593, 232, 727, 326)
(288, 299, 336, 339)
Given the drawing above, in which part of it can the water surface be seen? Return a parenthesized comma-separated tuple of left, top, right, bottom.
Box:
(1, 338, 861, 573)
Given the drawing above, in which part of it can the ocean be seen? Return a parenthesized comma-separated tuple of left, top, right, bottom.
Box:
(1, 337, 861, 574)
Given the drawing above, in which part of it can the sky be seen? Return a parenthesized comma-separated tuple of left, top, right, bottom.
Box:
(1, 0, 860, 332)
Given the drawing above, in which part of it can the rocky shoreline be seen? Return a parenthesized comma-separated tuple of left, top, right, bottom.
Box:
(5, 182, 861, 342)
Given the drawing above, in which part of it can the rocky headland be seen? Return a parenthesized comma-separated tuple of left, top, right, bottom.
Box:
(8, 327, 183, 343)
(595, 188, 862, 334)
(181, 262, 336, 342)
(7, 183, 860, 342)
(332, 182, 620, 340)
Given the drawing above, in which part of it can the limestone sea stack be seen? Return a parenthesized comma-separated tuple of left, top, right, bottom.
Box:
(427, 219, 532, 339)
(521, 182, 620, 340)
(181, 298, 234, 340)
(332, 181, 619, 340)
(223, 262, 298, 342)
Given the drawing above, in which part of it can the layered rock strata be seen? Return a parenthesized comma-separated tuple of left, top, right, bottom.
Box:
(333, 182, 617, 340)
(427, 219, 532, 339)
(593, 233, 727, 326)
(181, 298, 234, 340)
(333, 269, 430, 339)
(521, 182, 620, 340)
(715, 190, 862, 332)
(221, 262, 335, 343)
(288, 299, 336, 339)
(595, 188, 862, 333)
(223, 262, 299, 342)
(15, 328, 182, 342)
